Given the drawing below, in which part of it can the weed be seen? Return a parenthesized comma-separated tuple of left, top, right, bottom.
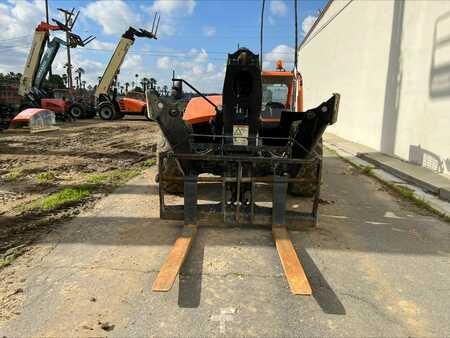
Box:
(142, 158, 156, 167)
(0, 257, 13, 268)
(361, 165, 374, 175)
(86, 168, 143, 188)
(37, 171, 57, 184)
(4, 168, 24, 182)
(33, 187, 92, 211)
(86, 173, 109, 185)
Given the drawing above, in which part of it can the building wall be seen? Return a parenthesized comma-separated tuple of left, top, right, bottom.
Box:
(299, 0, 450, 175)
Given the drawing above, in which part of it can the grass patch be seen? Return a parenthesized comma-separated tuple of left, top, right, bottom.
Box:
(37, 171, 57, 184)
(86, 173, 109, 185)
(361, 165, 374, 175)
(18, 163, 156, 214)
(0, 257, 13, 268)
(143, 158, 156, 167)
(382, 181, 450, 222)
(86, 167, 144, 188)
(33, 187, 91, 211)
(4, 168, 24, 182)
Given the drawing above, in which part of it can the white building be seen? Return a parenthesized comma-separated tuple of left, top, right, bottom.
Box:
(298, 0, 450, 176)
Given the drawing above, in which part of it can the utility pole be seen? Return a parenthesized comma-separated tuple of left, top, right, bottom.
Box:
(45, 0, 52, 78)
(64, 10, 73, 89)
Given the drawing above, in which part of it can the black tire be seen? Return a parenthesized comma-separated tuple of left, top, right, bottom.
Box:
(157, 131, 184, 194)
(68, 103, 84, 119)
(98, 102, 117, 120)
(288, 139, 323, 197)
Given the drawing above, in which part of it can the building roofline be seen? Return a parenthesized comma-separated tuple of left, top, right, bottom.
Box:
(298, 0, 334, 50)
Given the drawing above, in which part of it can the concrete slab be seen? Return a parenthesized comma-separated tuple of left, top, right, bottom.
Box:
(0, 153, 449, 336)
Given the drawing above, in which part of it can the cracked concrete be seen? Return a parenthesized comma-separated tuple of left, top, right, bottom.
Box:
(0, 150, 449, 337)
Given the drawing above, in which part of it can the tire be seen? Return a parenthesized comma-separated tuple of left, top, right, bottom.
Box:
(98, 102, 117, 120)
(157, 131, 184, 194)
(68, 103, 84, 119)
(288, 138, 323, 197)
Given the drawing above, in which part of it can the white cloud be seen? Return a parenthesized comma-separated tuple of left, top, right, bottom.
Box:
(206, 63, 215, 73)
(150, 0, 196, 16)
(270, 0, 287, 17)
(263, 44, 294, 70)
(51, 48, 106, 85)
(145, 0, 196, 37)
(155, 48, 224, 92)
(157, 56, 172, 70)
(89, 40, 115, 51)
(302, 15, 317, 36)
(122, 54, 143, 70)
(203, 26, 216, 37)
(83, 0, 140, 35)
(0, 0, 45, 73)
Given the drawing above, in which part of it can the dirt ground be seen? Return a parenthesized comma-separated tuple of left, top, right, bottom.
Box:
(0, 117, 158, 265)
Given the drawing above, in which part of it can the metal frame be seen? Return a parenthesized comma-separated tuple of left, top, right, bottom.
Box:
(158, 134, 322, 229)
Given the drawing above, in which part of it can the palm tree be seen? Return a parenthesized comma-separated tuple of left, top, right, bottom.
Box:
(120, 86, 124, 94)
(150, 78, 157, 90)
(61, 74, 67, 88)
(125, 82, 130, 93)
(98, 76, 102, 84)
(162, 85, 168, 96)
(141, 77, 149, 92)
(82, 80, 86, 89)
(75, 67, 85, 86)
(131, 81, 135, 89)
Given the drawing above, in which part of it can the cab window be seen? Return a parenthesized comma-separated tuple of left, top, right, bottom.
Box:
(262, 83, 288, 107)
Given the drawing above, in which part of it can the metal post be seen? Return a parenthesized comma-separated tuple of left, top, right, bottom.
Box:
(45, 0, 52, 78)
(65, 12, 73, 89)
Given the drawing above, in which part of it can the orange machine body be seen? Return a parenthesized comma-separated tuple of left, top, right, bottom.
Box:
(183, 70, 303, 125)
(40, 98, 69, 113)
(118, 97, 147, 114)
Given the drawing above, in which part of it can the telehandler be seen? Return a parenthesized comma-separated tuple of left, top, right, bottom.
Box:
(18, 9, 94, 118)
(146, 1, 339, 296)
(94, 14, 159, 120)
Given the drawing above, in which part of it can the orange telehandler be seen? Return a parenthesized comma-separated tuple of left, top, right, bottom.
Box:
(94, 14, 159, 120)
(146, 0, 339, 296)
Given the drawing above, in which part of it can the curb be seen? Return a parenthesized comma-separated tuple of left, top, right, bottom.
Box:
(357, 153, 450, 202)
(324, 142, 450, 221)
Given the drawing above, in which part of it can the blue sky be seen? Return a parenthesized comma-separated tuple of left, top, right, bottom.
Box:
(0, 0, 327, 91)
